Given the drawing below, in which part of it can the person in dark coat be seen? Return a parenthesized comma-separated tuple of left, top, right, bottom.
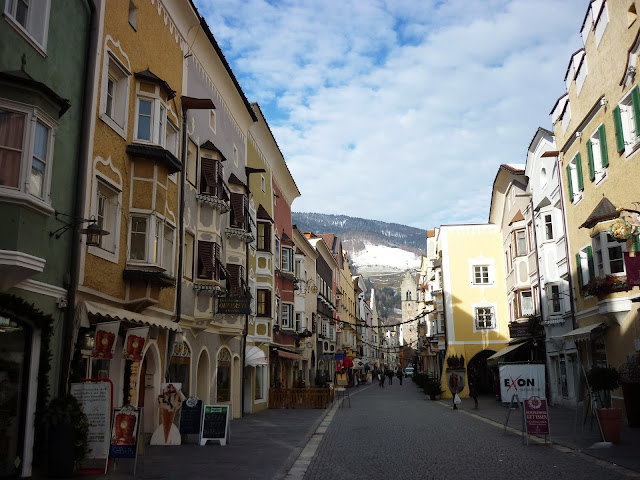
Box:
(396, 368, 403, 385)
(469, 370, 479, 409)
(378, 371, 385, 388)
(387, 369, 394, 385)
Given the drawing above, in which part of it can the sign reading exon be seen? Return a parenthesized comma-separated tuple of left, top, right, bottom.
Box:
(217, 297, 251, 315)
(499, 364, 545, 401)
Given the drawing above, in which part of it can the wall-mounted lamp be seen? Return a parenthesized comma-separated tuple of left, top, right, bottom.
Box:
(50, 211, 110, 247)
(600, 96, 608, 107)
(575, 131, 582, 139)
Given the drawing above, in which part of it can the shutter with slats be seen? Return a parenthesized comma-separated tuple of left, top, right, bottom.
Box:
(613, 105, 625, 153)
(633, 86, 640, 137)
(599, 125, 609, 167)
(201, 158, 218, 195)
(586, 245, 595, 279)
(227, 264, 243, 296)
(198, 241, 214, 276)
(576, 253, 584, 291)
(566, 165, 574, 202)
(586, 140, 595, 181)
(214, 242, 221, 280)
(634, 235, 640, 252)
(230, 193, 245, 228)
(576, 153, 584, 191)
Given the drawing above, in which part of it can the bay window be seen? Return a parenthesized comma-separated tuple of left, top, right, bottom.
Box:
(128, 214, 175, 273)
(281, 246, 293, 272)
(0, 101, 56, 207)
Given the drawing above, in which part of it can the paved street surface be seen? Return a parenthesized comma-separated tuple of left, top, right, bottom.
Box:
(51, 381, 640, 480)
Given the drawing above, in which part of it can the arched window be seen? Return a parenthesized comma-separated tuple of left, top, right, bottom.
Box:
(169, 341, 191, 396)
(216, 347, 231, 402)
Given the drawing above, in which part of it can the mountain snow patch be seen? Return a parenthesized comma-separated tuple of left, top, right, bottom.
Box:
(350, 243, 421, 272)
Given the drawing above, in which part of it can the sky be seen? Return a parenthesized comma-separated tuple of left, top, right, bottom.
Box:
(193, 0, 587, 229)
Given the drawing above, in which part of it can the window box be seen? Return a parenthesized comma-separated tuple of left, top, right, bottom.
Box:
(583, 275, 627, 297)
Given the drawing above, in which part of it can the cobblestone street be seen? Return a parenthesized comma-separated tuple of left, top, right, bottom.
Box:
(302, 383, 638, 480)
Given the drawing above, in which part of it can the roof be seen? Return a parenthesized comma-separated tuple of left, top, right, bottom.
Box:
(509, 210, 525, 225)
(200, 140, 227, 161)
(579, 197, 619, 229)
(134, 69, 176, 100)
(257, 204, 273, 222)
(426, 230, 435, 238)
(0, 69, 70, 117)
(228, 173, 247, 189)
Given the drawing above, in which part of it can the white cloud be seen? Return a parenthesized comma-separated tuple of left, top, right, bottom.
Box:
(195, 0, 585, 229)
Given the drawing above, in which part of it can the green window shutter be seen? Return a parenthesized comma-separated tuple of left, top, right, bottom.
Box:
(599, 125, 609, 168)
(575, 153, 584, 191)
(586, 140, 595, 181)
(566, 164, 574, 202)
(576, 252, 584, 291)
(613, 105, 625, 153)
(633, 86, 640, 137)
(586, 245, 595, 279)
(634, 234, 640, 253)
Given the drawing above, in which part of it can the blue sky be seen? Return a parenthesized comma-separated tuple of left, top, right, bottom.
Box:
(194, 0, 587, 229)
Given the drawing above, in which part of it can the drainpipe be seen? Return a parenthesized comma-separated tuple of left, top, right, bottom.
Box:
(60, 0, 99, 395)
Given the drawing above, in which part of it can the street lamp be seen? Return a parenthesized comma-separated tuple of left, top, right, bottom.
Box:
(49, 211, 109, 246)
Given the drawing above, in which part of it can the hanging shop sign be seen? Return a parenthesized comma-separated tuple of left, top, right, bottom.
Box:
(122, 327, 149, 362)
(217, 296, 251, 314)
(92, 321, 120, 360)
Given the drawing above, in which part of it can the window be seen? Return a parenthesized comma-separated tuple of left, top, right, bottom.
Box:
(216, 348, 231, 403)
(254, 365, 265, 401)
(594, 2, 608, 46)
(275, 297, 281, 326)
(256, 289, 271, 317)
(515, 230, 527, 256)
(593, 232, 626, 276)
(165, 121, 179, 157)
(95, 179, 120, 254)
(575, 58, 587, 95)
(562, 103, 571, 134)
(613, 86, 640, 156)
(473, 265, 490, 285)
(257, 222, 271, 252)
(128, 1, 137, 29)
(183, 232, 194, 280)
(197, 240, 221, 281)
(100, 54, 130, 136)
(128, 215, 175, 273)
(566, 153, 584, 204)
(282, 303, 293, 329)
(134, 88, 175, 149)
(475, 307, 495, 329)
(329, 325, 336, 341)
(199, 158, 223, 196)
(0, 102, 55, 207)
(544, 214, 553, 241)
(261, 175, 265, 192)
(233, 145, 238, 167)
(549, 285, 561, 313)
(4, 0, 50, 54)
(295, 312, 303, 332)
(321, 320, 328, 337)
(275, 236, 280, 269)
(520, 291, 534, 317)
(587, 125, 609, 184)
(209, 109, 216, 133)
(281, 246, 293, 272)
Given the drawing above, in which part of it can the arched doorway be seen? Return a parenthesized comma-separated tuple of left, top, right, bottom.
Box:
(467, 350, 496, 395)
(216, 347, 231, 403)
(196, 349, 210, 403)
(138, 342, 161, 435)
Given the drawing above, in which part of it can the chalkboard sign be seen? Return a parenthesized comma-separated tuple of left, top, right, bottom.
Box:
(180, 398, 203, 435)
(200, 405, 230, 446)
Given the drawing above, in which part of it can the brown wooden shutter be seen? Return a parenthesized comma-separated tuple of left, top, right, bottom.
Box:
(201, 158, 217, 189)
(214, 242, 221, 280)
(198, 241, 214, 274)
(227, 264, 242, 296)
(230, 193, 245, 227)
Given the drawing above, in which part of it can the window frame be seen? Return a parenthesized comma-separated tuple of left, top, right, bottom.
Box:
(472, 265, 490, 285)
(614, 86, 640, 157)
(0, 99, 57, 214)
(281, 302, 294, 329)
(4, 0, 51, 56)
(475, 306, 495, 330)
(281, 245, 293, 273)
(89, 176, 122, 262)
(256, 288, 271, 317)
(544, 214, 554, 241)
(256, 221, 271, 252)
(566, 153, 584, 204)
(127, 213, 176, 273)
(183, 232, 194, 281)
(196, 240, 221, 281)
(586, 124, 609, 185)
(592, 231, 626, 277)
(186, 139, 198, 187)
(100, 52, 130, 138)
(514, 229, 527, 257)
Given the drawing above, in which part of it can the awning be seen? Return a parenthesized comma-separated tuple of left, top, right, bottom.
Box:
(487, 341, 528, 366)
(561, 322, 605, 342)
(245, 346, 267, 367)
(275, 348, 301, 360)
(80, 301, 182, 332)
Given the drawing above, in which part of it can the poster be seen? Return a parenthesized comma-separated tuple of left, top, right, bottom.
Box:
(92, 321, 120, 360)
(70, 381, 112, 460)
(150, 383, 185, 445)
(524, 396, 550, 435)
(122, 327, 149, 361)
(499, 364, 545, 401)
(109, 406, 139, 458)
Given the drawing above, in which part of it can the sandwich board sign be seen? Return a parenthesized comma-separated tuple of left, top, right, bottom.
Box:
(200, 405, 230, 446)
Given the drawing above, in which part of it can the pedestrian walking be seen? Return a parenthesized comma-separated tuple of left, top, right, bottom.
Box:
(378, 371, 385, 388)
(448, 372, 460, 410)
(387, 370, 393, 385)
(396, 368, 403, 385)
(469, 370, 478, 409)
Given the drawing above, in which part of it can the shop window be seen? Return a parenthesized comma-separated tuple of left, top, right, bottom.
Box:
(169, 341, 190, 396)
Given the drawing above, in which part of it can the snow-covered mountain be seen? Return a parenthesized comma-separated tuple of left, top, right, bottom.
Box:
(292, 212, 425, 286)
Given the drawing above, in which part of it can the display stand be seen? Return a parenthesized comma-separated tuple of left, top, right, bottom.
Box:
(504, 393, 526, 444)
(108, 405, 141, 475)
(200, 405, 230, 446)
(336, 373, 350, 407)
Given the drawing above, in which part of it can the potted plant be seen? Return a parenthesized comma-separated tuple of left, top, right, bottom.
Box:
(423, 374, 444, 400)
(619, 358, 640, 427)
(45, 393, 90, 477)
(586, 366, 622, 442)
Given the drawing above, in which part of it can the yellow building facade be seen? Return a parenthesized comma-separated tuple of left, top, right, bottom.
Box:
(438, 224, 510, 398)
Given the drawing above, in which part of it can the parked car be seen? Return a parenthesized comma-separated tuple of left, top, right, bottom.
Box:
(404, 367, 414, 377)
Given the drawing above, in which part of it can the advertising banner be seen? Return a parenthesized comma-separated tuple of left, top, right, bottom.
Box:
(122, 327, 149, 362)
(92, 321, 120, 360)
(109, 406, 139, 458)
(524, 396, 550, 435)
(499, 364, 545, 402)
(70, 381, 112, 461)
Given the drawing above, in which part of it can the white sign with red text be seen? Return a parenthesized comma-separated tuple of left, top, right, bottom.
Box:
(499, 364, 545, 402)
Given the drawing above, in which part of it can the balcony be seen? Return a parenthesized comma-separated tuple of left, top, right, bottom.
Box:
(225, 226, 254, 243)
(196, 193, 230, 212)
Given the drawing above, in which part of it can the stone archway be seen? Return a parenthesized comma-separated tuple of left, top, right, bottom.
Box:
(196, 349, 210, 403)
(468, 349, 496, 395)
